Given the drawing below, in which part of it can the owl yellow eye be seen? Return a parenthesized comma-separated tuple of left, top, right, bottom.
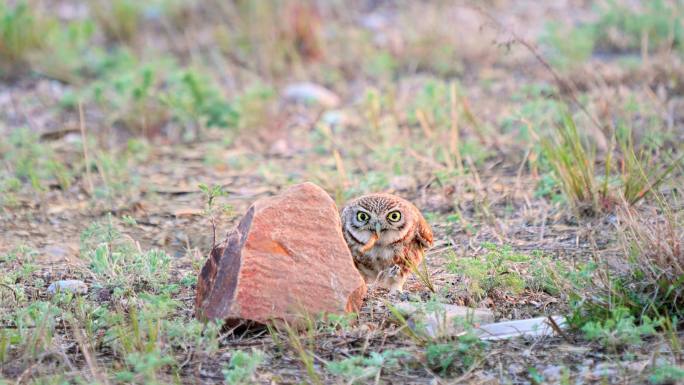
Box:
(356, 211, 370, 222)
(387, 211, 401, 222)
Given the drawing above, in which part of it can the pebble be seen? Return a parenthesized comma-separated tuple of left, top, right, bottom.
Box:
(47, 280, 88, 295)
(508, 363, 525, 375)
(589, 363, 618, 379)
(542, 365, 564, 380)
(282, 82, 340, 108)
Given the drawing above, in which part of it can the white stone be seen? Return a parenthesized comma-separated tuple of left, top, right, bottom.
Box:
(282, 83, 340, 108)
(47, 280, 88, 295)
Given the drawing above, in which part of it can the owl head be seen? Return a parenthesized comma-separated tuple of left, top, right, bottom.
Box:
(341, 193, 430, 247)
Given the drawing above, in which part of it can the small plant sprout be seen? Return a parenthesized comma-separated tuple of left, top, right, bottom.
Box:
(198, 183, 231, 247)
(327, 349, 410, 384)
(222, 349, 264, 385)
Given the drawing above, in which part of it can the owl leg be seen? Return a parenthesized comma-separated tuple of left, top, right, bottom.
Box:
(386, 265, 408, 292)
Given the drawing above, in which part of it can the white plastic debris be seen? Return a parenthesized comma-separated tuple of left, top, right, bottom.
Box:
(475, 316, 567, 341)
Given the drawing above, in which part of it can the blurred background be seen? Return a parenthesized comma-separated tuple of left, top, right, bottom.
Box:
(2, 0, 684, 260)
(1, 0, 682, 203)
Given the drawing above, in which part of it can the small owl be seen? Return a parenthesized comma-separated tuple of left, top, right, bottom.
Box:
(341, 193, 433, 292)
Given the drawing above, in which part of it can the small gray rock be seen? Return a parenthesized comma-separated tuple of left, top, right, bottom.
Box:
(508, 363, 525, 375)
(542, 365, 564, 380)
(47, 280, 88, 295)
(282, 82, 340, 108)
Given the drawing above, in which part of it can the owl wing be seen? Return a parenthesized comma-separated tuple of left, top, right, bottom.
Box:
(395, 214, 433, 274)
(414, 213, 434, 248)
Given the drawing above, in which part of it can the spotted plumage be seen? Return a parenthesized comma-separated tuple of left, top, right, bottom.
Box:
(340, 193, 433, 292)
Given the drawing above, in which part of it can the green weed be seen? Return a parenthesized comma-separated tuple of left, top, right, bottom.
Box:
(81, 215, 171, 287)
(166, 319, 221, 355)
(618, 205, 684, 317)
(222, 349, 264, 385)
(364, 50, 398, 79)
(104, 293, 178, 356)
(501, 83, 564, 141)
(0, 2, 54, 77)
(90, 0, 142, 45)
(616, 124, 682, 205)
(534, 174, 564, 203)
(1, 128, 73, 192)
(115, 350, 176, 384)
(426, 332, 484, 377)
(199, 183, 233, 246)
(649, 363, 684, 384)
(541, 22, 595, 69)
(408, 80, 491, 169)
(565, 205, 683, 349)
(581, 307, 659, 351)
(540, 112, 682, 215)
(92, 58, 173, 136)
(0, 246, 39, 294)
(542, 0, 684, 68)
(317, 312, 357, 333)
(528, 367, 545, 384)
(160, 70, 238, 138)
(3, 301, 60, 361)
(89, 139, 150, 199)
(447, 243, 554, 301)
(593, 0, 684, 53)
(327, 349, 409, 384)
(84, 54, 240, 140)
(0, 176, 21, 208)
(33, 19, 95, 83)
(0, 2, 93, 81)
(541, 113, 607, 216)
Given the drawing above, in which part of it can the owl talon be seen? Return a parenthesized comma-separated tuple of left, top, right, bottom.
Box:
(388, 281, 405, 293)
(388, 265, 401, 278)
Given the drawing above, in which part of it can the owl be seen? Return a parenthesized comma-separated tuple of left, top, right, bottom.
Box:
(341, 193, 433, 292)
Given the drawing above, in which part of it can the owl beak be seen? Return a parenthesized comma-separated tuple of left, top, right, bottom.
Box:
(374, 221, 382, 237)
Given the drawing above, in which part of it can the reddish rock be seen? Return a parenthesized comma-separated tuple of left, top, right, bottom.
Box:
(196, 182, 366, 325)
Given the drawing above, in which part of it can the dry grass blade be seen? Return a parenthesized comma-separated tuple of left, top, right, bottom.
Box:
(617, 201, 684, 316)
(69, 316, 110, 385)
(625, 151, 684, 205)
(399, 254, 436, 293)
(281, 319, 323, 385)
(78, 102, 94, 196)
(383, 301, 426, 345)
(622, 208, 683, 276)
